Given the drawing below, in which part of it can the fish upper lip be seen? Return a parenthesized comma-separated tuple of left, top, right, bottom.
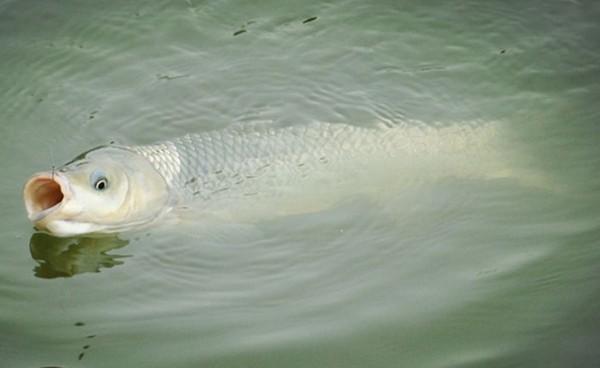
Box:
(23, 172, 71, 222)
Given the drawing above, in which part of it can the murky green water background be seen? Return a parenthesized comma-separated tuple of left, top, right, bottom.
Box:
(1, 1, 599, 367)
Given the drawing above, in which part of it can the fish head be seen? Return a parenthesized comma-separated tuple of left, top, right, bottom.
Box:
(23, 146, 170, 237)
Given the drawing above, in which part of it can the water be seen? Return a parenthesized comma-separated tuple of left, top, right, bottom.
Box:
(1, 0, 599, 367)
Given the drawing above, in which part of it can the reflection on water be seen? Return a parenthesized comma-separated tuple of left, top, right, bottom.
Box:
(29, 233, 130, 279)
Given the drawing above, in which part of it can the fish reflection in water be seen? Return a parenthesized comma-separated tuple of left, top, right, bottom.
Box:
(29, 233, 130, 278)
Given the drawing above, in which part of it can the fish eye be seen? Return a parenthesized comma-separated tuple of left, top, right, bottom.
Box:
(90, 170, 109, 191)
(95, 178, 108, 191)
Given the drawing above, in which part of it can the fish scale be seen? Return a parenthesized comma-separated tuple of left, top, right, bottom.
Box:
(129, 121, 501, 204)
(130, 122, 390, 201)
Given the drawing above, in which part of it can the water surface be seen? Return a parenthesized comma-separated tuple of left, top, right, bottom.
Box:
(1, 1, 599, 367)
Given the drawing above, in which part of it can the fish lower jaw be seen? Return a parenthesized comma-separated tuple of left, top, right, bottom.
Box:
(28, 206, 59, 223)
(40, 220, 98, 238)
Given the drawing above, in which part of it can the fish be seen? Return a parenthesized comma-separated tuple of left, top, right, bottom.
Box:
(23, 121, 506, 237)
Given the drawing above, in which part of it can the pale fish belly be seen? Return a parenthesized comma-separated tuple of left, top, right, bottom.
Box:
(129, 121, 515, 220)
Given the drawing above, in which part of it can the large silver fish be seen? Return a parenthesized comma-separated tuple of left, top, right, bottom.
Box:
(24, 121, 505, 237)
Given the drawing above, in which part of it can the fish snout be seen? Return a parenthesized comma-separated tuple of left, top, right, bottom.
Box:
(23, 172, 70, 223)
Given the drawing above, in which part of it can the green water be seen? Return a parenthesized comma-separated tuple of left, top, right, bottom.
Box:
(2, 1, 599, 367)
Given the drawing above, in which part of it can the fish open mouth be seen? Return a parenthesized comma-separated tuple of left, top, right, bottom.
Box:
(23, 173, 68, 222)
